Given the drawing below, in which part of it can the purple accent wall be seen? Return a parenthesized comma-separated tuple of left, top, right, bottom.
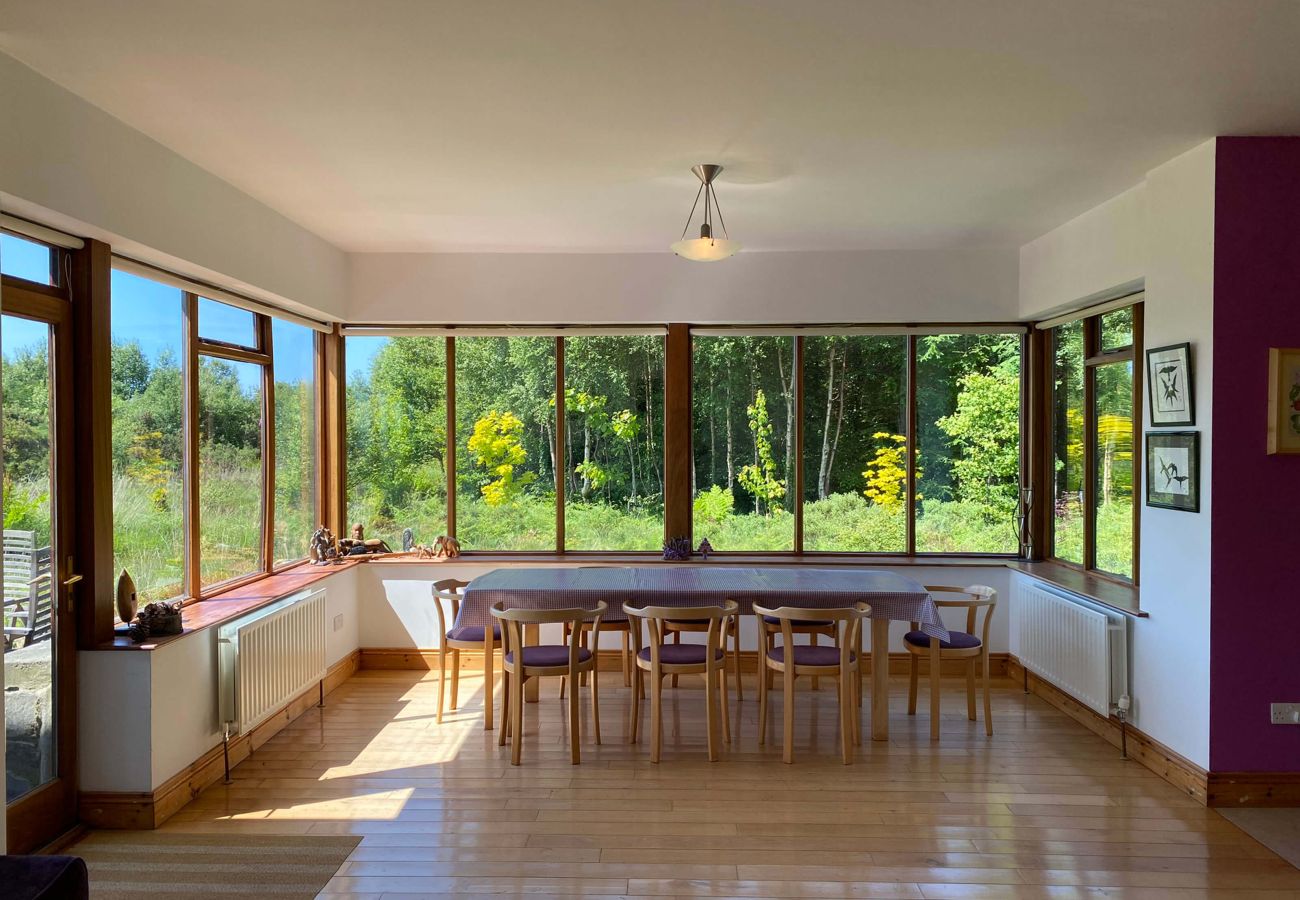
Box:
(1211, 137, 1300, 773)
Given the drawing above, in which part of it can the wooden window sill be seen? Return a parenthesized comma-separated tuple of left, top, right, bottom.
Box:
(1009, 559, 1146, 617)
(364, 551, 1020, 567)
(94, 558, 365, 650)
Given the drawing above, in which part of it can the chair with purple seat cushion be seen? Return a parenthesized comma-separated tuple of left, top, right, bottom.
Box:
(433, 579, 504, 729)
(624, 600, 738, 763)
(904, 585, 998, 740)
(492, 600, 607, 765)
(662, 612, 742, 700)
(758, 613, 838, 695)
(754, 602, 870, 765)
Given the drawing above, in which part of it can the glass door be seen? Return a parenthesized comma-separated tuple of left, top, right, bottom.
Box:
(3, 300, 78, 852)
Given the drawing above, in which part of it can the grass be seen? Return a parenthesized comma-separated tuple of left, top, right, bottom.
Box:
(12, 475, 1127, 610)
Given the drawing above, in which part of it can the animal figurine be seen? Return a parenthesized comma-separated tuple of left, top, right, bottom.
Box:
(434, 535, 461, 559)
(309, 525, 338, 565)
(402, 527, 415, 552)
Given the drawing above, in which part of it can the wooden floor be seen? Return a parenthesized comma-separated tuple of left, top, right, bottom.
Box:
(153, 667, 1300, 898)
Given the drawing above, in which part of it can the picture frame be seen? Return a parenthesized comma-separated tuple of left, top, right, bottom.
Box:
(1146, 342, 1194, 426)
(1146, 431, 1200, 512)
(1266, 347, 1300, 455)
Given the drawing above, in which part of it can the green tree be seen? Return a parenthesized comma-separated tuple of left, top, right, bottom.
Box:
(936, 364, 1021, 518)
(737, 389, 786, 516)
(468, 410, 536, 506)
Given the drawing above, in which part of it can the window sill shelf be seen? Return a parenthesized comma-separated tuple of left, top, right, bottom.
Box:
(95, 558, 366, 650)
(1009, 560, 1145, 617)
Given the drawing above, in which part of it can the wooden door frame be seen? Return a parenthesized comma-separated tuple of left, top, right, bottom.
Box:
(2, 279, 80, 853)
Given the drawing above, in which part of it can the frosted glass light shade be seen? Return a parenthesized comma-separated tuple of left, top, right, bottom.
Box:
(671, 237, 742, 261)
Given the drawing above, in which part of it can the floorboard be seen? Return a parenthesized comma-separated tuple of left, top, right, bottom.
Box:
(136, 668, 1300, 898)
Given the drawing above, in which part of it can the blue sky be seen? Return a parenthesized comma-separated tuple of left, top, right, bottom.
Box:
(2, 234, 317, 390)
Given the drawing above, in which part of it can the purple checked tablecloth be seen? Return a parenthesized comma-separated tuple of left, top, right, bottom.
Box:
(457, 566, 949, 640)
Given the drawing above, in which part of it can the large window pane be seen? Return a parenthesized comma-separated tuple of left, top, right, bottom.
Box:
(2, 314, 56, 801)
(273, 320, 317, 564)
(345, 336, 447, 548)
(1094, 360, 1134, 577)
(1052, 322, 1085, 564)
(199, 357, 264, 587)
(692, 336, 794, 551)
(110, 270, 185, 604)
(198, 296, 257, 348)
(456, 337, 555, 550)
(803, 336, 906, 552)
(1, 232, 55, 285)
(916, 334, 1022, 553)
(563, 336, 664, 550)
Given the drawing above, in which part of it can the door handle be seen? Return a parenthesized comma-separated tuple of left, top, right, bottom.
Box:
(63, 573, 83, 587)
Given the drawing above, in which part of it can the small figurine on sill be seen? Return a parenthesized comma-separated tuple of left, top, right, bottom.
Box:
(309, 525, 339, 565)
(696, 537, 713, 560)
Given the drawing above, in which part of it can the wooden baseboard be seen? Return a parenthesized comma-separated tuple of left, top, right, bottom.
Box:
(1006, 656, 1210, 805)
(1207, 772, 1300, 808)
(360, 647, 1008, 677)
(79, 649, 362, 830)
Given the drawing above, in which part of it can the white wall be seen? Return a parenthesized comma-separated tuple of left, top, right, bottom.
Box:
(358, 562, 1012, 655)
(0, 51, 346, 322)
(78, 568, 360, 793)
(1018, 139, 1216, 768)
(346, 247, 1020, 324)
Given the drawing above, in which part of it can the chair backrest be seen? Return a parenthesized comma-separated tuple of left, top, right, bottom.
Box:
(623, 600, 738, 655)
(432, 578, 470, 633)
(752, 602, 871, 662)
(490, 601, 607, 664)
(923, 584, 998, 646)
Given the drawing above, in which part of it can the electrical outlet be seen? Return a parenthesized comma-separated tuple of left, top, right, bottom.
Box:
(333, 614, 344, 633)
(1269, 703, 1300, 725)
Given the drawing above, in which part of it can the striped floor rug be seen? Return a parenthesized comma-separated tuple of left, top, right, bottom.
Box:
(66, 831, 361, 898)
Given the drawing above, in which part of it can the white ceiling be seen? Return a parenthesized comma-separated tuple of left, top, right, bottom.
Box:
(3, 1, 1300, 254)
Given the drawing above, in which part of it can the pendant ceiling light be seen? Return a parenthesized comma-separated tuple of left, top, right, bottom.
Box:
(671, 164, 741, 261)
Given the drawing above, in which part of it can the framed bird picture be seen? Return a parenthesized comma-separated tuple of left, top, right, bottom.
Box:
(1146, 431, 1200, 512)
(1146, 342, 1194, 426)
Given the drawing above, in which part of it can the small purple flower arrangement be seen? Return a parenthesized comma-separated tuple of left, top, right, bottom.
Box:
(662, 536, 692, 561)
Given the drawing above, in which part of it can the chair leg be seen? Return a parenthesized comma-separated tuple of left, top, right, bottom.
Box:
(852, 665, 862, 746)
(651, 670, 664, 764)
(671, 632, 680, 689)
(569, 669, 582, 765)
(929, 639, 942, 742)
(591, 664, 601, 746)
(498, 671, 510, 747)
(811, 632, 820, 691)
(621, 631, 631, 687)
(510, 671, 524, 766)
(907, 652, 919, 715)
(840, 673, 853, 765)
(483, 638, 494, 731)
(450, 648, 461, 710)
(982, 650, 993, 737)
(782, 664, 796, 765)
(732, 617, 743, 701)
(720, 655, 731, 744)
(966, 658, 977, 722)
(758, 657, 768, 746)
(579, 628, 590, 688)
(559, 624, 569, 699)
(629, 667, 641, 744)
(705, 666, 719, 762)
(436, 646, 447, 724)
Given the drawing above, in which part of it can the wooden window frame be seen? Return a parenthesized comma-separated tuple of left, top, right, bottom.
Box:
(338, 326, 1026, 557)
(1042, 301, 1144, 585)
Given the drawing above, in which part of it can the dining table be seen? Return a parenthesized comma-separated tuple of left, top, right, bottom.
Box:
(458, 566, 948, 741)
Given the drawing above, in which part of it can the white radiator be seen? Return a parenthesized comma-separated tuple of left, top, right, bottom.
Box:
(218, 589, 327, 735)
(1013, 579, 1130, 717)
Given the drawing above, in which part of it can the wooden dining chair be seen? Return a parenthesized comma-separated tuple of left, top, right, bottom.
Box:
(432, 578, 502, 729)
(758, 614, 838, 693)
(493, 601, 606, 765)
(624, 600, 737, 763)
(560, 566, 635, 699)
(754, 602, 869, 765)
(662, 612, 743, 699)
(905, 585, 998, 740)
